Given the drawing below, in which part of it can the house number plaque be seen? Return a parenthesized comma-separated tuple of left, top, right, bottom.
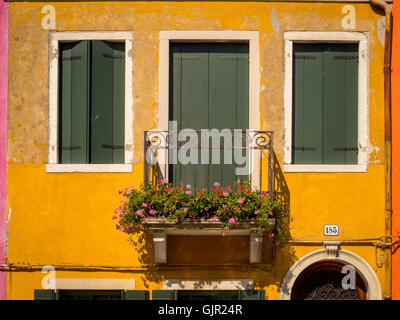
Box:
(324, 225, 339, 236)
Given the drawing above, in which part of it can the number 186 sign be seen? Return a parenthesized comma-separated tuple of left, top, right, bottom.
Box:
(324, 224, 339, 236)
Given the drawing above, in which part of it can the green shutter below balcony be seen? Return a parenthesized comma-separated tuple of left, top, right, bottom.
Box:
(91, 40, 125, 164)
(59, 40, 89, 164)
(125, 290, 150, 300)
(152, 290, 177, 300)
(170, 43, 249, 189)
(34, 289, 56, 300)
(239, 290, 265, 300)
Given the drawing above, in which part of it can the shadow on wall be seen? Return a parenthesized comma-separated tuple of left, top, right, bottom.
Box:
(127, 230, 163, 288)
(253, 152, 298, 298)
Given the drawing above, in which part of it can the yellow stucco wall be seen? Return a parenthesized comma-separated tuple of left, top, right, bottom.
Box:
(6, 1, 388, 299)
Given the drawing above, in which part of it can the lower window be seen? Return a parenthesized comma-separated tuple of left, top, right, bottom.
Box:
(34, 289, 149, 300)
(152, 290, 265, 300)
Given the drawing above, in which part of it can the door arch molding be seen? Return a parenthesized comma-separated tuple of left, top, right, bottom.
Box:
(279, 246, 382, 300)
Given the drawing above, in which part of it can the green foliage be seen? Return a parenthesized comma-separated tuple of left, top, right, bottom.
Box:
(114, 180, 287, 239)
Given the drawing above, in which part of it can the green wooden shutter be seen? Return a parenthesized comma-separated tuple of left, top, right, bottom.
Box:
(152, 290, 178, 300)
(170, 44, 209, 189)
(292, 44, 323, 164)
(125, 290, 149, 300)
(323, 44, 358, 164)
(239, 290, 265, 300)
(59, 41, 90, 164)
(34, 289, 56, 300)
(209, 44, 249, 187)
(91, 40, 125, 164)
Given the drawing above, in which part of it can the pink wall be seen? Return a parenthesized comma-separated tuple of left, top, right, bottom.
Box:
(0, 0, 8, 300)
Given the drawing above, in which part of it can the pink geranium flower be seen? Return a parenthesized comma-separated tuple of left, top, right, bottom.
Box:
(142, 203, 148, 208)
(149, 209, 156, 215)
(223, 192, 229, 197)
(238, 199, 244, 204)
(214, 182, 220, 187)
(136, 210, 143, 216)
(228, 217, 236, 224)
(268, 233, 275, 238)
(212, 216, 218, 223)
(185, 190, 192, 195)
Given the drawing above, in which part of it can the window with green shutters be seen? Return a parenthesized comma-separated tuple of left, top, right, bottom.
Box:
(58, 40, 125, 164)
(292, 43, 358, 165)
(34, 289, 149, 300)
(152, 290, 265, 300)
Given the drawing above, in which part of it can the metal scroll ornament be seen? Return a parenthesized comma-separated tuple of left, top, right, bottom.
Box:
(304, 283, 360, 300)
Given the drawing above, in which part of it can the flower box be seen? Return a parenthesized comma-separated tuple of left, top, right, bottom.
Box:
(114, 180, 286, 264)
(144, 217, 275, 236)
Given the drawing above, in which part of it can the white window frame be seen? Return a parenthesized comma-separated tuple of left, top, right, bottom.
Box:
(283, 31, 369, 173)
(157, 31, 261, 187)
(46, 31, 134, 173)
(163, 279, 254, 290)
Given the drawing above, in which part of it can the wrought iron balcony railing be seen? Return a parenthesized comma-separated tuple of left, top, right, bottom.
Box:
(143, 130, 281, 197)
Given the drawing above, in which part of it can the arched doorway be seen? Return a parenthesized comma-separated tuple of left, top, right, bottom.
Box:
(280, 246, 382, 300)
(290, 261, 367, 300)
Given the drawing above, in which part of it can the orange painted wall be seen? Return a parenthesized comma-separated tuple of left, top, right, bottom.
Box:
(392, 0, 400, 301)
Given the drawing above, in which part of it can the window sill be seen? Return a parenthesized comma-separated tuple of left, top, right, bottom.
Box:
(46, 164, 132, 173)
(283, 164, 367, 173)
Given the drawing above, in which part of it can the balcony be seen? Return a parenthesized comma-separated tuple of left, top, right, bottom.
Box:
(144, 129, 275, 193)
(139, 129, 288, 264)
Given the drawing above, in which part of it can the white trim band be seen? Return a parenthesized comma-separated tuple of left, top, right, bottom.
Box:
(46, 164, 132, 173)
(163, 279, 254, 290)
(54, 278, 135, 290)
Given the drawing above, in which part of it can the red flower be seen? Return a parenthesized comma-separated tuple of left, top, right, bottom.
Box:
(238, 185, 244, 190)
(164, 188, 171, 192)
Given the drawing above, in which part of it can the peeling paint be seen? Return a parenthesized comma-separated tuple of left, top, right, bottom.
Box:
(376, 16, 386, 48)
(270, 9, 281, 37)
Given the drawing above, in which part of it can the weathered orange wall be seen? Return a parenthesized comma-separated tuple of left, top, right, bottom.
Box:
(5, 1, 389, 300)
(391, 0, 400, 301)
